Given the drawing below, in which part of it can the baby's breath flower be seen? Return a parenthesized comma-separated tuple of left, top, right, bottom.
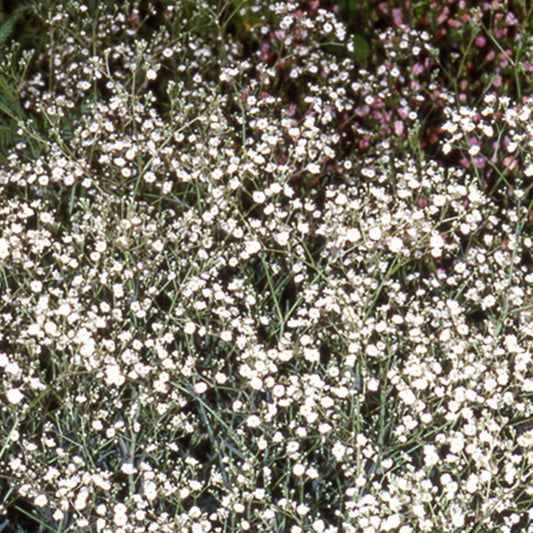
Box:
(6, 388, 24, 405)
(244, 240, 261, 255)
(247, 415, 261, 428)
(0, 238, 9, 259)
(184, 322, 196, 335)
(194, 382, 208, 395)
(292, 464, 306, 477)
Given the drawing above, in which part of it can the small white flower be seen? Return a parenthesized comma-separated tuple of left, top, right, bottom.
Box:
(387, 236, 403, 253)
(423, 445, 439, 466)
(368, 227, 382, 241)
(6, 388, 24, 405)
(220, 330, 232, 342)
(246, 415, 261, 428)
(275, 231, 290, 246)
(194, 382, 208, 394)
(143, 479, 158, 500)
(143, 171, 156, 183)
(44, 321, 59, 337)
(481, 294, 496, 309)
(383, 514, 401, 530)
(468, 144, 480, 156)
(250, 376, 263, 390)
(112, 283, 124, 298)
(152, 239, 164, 252)
(105, 364, 125, 387)
(0, 238, 9, 260)
(252, 191, 266, 204)
(34, 494, 48, 507)
(184, 322, 196, 335)
(366, 344, 379, 357)
(30, 280, 43, 293)
(292, 463, 306, 477)
(296, 502, 310, 516)
(399, 388, 416, 406)
(465, 473, 479, 493)
(234, 502, 245, 513)
(307, 163, 321, 174)
(332, 441, 346, 461)
(121, 463, 137, 475)
(306, 466, 319, 479)
(146, 68, 157, 80)
(113, 503, 128, 527)
(451, 511, 465, 528)
(244, 240, 261, 255)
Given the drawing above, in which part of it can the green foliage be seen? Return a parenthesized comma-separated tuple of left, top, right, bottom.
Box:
(0, 75, 20, 163)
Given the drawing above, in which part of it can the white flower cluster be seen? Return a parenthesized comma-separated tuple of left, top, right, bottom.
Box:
(0, 1, 532, 532)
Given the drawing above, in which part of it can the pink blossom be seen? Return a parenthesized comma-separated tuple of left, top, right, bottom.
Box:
(394, 120, 404, 135)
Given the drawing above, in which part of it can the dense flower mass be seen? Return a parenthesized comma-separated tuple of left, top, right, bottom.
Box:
(1, 0, 533, 531)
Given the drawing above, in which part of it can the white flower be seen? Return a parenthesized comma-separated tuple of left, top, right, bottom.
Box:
(481, 294, 496, 309)
(34, 494, 48, 507)
(292, 463, 306, 477)
(6, 388, 24, 405)
(296, 503, 310, 516)
(368, 227, 382, 241)
(30, 280, 43, 293)
(44, 321, 59, 337)
(430, 233, 444, 250)
(121, 463, 137, 475)
(246, 415, 261, 428)
(252, 191, 266, 204)
(272, 384, 285, 398)
(465, 473, 479, 493)
(194, 382, 208, 394)
(480, 124, 494, 137)
(307, 163, 321, 174)
(105, 364, 125, 387)
(332, 441, 346, 461)
(220, 330, 232, 342)
(143, 479, 158, 501)
(383, 514, 401, 530)
(74, 488, 89, 511)
(388, 236, 403, 253)
(345, 228, 360, 242)
(143, 171, 156, 183)
(146, 68, 157, 80)
(275, 231, 290, 246)
(399, 388, 416, 406)
(449, 435, 464, 454)
(112, 283, 124, 298)
(244, 240, 261, 255)
(306, 467, 319, 479)
(230, 503, 244, 515)
(468, 144, 480, 156)
(366, 344, 379, 357)
(250, 376, 263, 390)
(451, 511, 465, 528)
(0, 238, 9, 260)
(184, 322, 196, 334)
(113, 503, 128, 527)
(423, 445, 439, 466)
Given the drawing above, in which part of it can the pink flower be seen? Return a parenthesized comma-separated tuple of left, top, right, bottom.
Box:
(394, 120, 404, 135)
(475, 36, 487, 48)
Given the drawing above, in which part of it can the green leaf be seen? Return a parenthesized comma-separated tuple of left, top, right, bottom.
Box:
(351, 33, 371, 64)
(0, 11, 21, 50)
